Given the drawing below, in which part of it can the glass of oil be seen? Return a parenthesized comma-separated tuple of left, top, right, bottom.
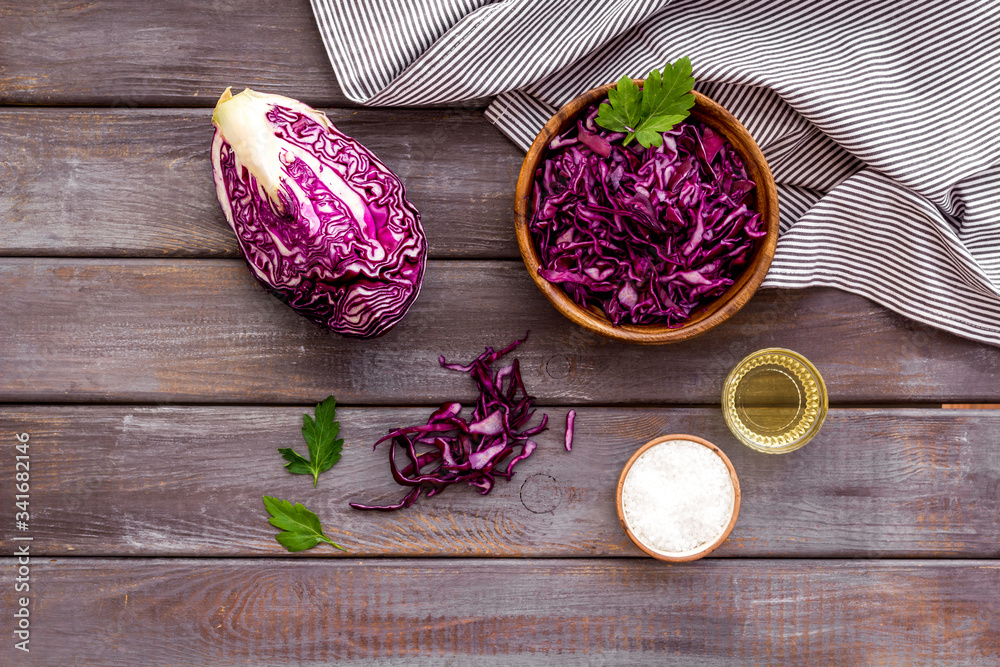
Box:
(722, 348, 827, 454)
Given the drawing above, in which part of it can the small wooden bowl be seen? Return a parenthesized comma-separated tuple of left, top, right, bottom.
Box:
(616, 434, 741, 562)
(514, 83, 779, 344)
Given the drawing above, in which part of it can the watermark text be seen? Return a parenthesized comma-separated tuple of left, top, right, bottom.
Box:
(12, 432, 32, 653)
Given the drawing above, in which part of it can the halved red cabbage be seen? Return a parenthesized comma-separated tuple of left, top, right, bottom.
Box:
(529, 103, 765, 327)
(350, 335, 555, 511)
(212, 88, 426, 339)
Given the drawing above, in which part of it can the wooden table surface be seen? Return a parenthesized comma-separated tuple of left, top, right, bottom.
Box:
(2, 2, 1000, 665)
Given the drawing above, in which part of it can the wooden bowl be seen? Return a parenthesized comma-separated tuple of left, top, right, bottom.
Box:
(514, 83, 779, 344)
(615, 434, 741, 562)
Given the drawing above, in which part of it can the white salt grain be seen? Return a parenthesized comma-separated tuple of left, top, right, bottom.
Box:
(622, 439, 735, 555)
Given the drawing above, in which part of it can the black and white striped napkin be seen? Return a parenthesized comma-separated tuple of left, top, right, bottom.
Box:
(310, 0, 1000, 346)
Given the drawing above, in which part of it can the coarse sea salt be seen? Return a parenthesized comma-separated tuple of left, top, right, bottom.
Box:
(621, 439, 735, 555)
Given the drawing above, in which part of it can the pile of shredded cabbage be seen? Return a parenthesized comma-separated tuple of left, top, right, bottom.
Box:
(350, 335, 574, 511)
(529, 104, 766, 327)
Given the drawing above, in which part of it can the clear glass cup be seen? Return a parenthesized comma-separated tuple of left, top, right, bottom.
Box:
(722, 348, 828, 454)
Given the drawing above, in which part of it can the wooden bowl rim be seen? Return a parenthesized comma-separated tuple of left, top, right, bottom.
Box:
(615, 434, 742, 562)
(514, 81, 779, 344)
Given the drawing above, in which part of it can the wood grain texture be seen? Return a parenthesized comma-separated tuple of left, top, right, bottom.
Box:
(2, 258, 1000, 404)
(0, 0, 492, 109)
(2, 558, 998, 665)
(0, 108, 521, 258)
(4, 5, 996, 665)
(1, 406, 998, 557)
(0, 0, 347, 106)
(0, 0, 491, 108)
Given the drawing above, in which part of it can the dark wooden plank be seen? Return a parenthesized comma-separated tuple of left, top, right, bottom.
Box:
(0, 108, 520, 258)
(0, 0, 494, 108)
(2, 558, 998, 665)
(0, 0, 345, 106)
(2, 258, 999, 404)
(1, 406, 998, 557)
(0, 0, 484, 108)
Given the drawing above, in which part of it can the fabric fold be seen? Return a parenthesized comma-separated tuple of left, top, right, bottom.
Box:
(310, 0, 1000, 345)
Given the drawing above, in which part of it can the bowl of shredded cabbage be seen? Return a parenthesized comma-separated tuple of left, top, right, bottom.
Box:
(514, 71, 778, 344)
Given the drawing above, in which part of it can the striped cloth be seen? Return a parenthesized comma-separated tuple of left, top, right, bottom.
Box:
(310, 0, 1000, 346)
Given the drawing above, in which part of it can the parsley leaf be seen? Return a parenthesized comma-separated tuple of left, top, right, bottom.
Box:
(596, 57, 696, 148)
(596, 74, 643, 136)
(263, 496, 346, 552)
(278, 395, 344, 487)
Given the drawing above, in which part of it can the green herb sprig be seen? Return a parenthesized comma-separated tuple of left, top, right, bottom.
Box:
(278, 395, 344, 487)
(263, 496, 346, 552)
(596, 57, 695, 148)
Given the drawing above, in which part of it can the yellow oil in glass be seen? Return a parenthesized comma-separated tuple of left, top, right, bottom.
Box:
(722, 349, 827, 454)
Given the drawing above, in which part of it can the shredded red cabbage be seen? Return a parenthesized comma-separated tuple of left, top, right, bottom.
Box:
(564, 409, 575, 451)
(350, 335, 554, 511)
(529, 103, 766, 327)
